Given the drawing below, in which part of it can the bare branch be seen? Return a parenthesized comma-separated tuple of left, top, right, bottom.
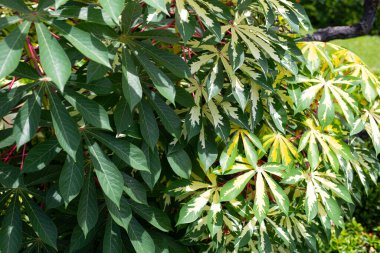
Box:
(303, 0, 379, 42)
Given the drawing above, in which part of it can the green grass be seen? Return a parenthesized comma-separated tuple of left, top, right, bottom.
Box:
(332, 36, 380, 74)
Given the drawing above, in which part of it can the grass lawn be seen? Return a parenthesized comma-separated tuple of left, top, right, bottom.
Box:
(332, 36, 380, 74)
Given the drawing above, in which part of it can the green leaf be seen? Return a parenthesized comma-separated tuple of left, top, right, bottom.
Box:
(98, 0, 124, 24)
(0, 22, 31, 80)
(198, 137, 218, 172)
(167, 149, 192, 179)
(105, 196, 132, 232)
(52, 20, 111, 68)
(87, 140, 123, 207)
(0, 198, 22, 253)
(268, 97, 287, 134)
(103, 218, 122, 253)
(123, 174, 148, 205)
(134, 41, 191, 78)
(308, 134, 320, 170)
(134, 49, 176, 104)
(64, 88, 112, 130)
(121, 1, 142, 33)
(140, 145, 162, 190)
(69, 225, 96, 253)
(0, 85, 29, 119)
(220, 170, 255, 202)
(146, 90, 181, 138)
(87, 130, 149, 172)
(253, 172, 269, 222)
(23, 197, 58, 249)
(138, 100, 159, 150)
(127, 217, 155, 253)
(177, 189, 212, 225)
(22, 138, 62, 173)
(50, 6, 114, 26)
(36, 22, 71, 91)
(59, 154, 84, 206)
(77, 174, 98, 237)
(0, 16, 22, 30)
(128, 200, 172, 232)
(113, 98, 132, 134)
(13, 89, 42, 148)
(0, 163, 22, 188)
(0, 0, 30, 13)
(47, 88, 81, 160)
(122, 47, 142, 110)
(143, 0, 168, 14)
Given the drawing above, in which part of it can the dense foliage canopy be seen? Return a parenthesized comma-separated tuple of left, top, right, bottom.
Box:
(0, 0, 379, 252)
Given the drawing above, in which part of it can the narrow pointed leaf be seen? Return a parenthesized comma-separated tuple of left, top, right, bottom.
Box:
(103, 218, 122, 253)
(0, 198, 22, 253)
(77, 174, 98, 237)
(87, 140, 123, 206)
(24, 197, 58, 249)
(52, 20, 111, 67)
(98, 0, 124, 24)
(220, 170, 255, 202)
(0, 22, 31, 79)
(64, 88, 112, 130)
(36, 22, 71, 91)
(47, 89, 80, 160)
(122, 47, 142, 110)
(59, 154, 84, 206)
(127, 217, 155, 253)
(13, 90, 42, 148)
(138, 100, 159, 150)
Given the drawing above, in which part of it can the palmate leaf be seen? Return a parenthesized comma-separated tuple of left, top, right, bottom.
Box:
(0, 21, 31, 80)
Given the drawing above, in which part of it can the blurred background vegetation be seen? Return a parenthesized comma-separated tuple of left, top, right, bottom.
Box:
(300, 0, 380, 251)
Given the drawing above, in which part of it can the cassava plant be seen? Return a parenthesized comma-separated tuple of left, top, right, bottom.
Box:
(0, 0, 379, 252)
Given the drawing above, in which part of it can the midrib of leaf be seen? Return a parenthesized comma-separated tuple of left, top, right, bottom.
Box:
(81, 177, 92, 233)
